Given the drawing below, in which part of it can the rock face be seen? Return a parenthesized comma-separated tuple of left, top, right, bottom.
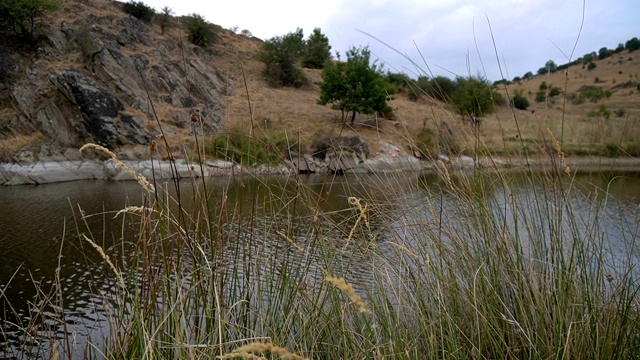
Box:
(0, 3, 231, 162)
(50, 70, 150, 147)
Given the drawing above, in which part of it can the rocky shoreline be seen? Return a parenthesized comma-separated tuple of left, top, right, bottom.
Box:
(2, 154, 639, 186)
(0, 154, 424, 186)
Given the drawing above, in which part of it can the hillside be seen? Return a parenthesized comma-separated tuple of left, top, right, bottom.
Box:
(1, 0, 639, 165)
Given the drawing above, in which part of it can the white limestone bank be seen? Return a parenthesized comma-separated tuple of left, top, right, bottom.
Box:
(0, 156, 427, 186)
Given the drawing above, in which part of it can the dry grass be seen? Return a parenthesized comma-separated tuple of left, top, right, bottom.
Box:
(13, 0, 638, 160)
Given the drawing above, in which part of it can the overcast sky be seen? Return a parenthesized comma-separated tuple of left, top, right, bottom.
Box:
(140, 0, 638, 81)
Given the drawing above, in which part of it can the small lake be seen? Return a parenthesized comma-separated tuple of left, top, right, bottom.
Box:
(1, 169, 639, 358)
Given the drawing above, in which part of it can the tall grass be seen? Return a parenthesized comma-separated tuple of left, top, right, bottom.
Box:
(11, 135, 629, 359)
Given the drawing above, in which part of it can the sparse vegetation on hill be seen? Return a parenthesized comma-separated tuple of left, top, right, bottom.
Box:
(0, 0, 637, 164)
(122, 0, 154, 23)
(183, 13, 218, 46)
(0, 0, 60, 45)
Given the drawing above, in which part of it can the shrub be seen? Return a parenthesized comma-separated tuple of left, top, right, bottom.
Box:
(122, 1, 155, 23)
(548, 87, 561, 97)
(157, 6, 173, 35)
(260, 29, 308, 87)
(535, 91, 546, 103)
(183, 13, 217, 46)
(587, 62, 597, 70)
(0, 0, 61, 45)
(302, 28, 331, 69)
(425, 76, 457, 101)
(511, 93, 529, 110)
(450, 76, 500, 120)
(205, 129, 295, 166)
(412, 128, 438, 159)
(539, 81, 548, 91)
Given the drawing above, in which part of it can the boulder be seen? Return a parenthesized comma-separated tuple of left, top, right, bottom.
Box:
(286, 154, 321, 174)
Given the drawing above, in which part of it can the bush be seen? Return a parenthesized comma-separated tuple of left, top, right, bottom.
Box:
(260, 29, 308, 87)
(450, 76, 500, 120)
(157, 6, 173, 35)
(205, 129, 295, 166)
(302, 28, 331, 69)
(587, 62, 597, 70)
(548, 86, 561, 97)
(511, 93, 530, 110)
(122, 1, 155, 23)
(425, 76, 457, 101)
(0, 0, 61, 45)
(412, 128, 438, 159)
(183, 13, 217, 46)
(535, 91, 546, 103)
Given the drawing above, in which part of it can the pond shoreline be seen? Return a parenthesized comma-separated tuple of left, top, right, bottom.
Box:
(1, 155, 639, 186)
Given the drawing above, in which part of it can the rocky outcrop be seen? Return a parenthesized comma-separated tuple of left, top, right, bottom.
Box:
(49, 70, 150, 148)
(1, 6, 231, 162)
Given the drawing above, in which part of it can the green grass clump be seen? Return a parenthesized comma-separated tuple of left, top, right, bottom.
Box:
(201, 128, 298, 166)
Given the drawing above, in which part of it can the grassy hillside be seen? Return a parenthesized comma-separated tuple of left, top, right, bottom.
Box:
(1, 0, 639, 161)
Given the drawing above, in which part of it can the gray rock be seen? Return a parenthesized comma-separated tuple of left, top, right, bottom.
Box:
(49, 70, 148, 148)
(286, 154, 320, 174)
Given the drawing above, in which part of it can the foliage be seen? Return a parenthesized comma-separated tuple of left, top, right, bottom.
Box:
(0, 0, 60, 45)
(421, 76, 457, 101)
(450, 75, 500, 119)
(598, 47, 613, 60)
(302, 27, 331, 69)
(535, 90, 546, 103)
(523, 71, 534, 80)
(539, 81, 548, 91)
(122, 1, 154, 23)
(183, 13, 217, 46)
(260, 28, 308, 87)
(588, 104, 611, 120)
(412, 128, 438, 158)
(158, 6, 173, 35)
(587, 62, 597, 70)
(511, 92, 529, 110)
(318, 46, 395, 124)
(626, 37, 640, 52)
(204, 129, 296, 166)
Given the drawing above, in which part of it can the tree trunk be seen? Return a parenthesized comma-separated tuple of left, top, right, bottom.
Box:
(350, 111, 356, 125)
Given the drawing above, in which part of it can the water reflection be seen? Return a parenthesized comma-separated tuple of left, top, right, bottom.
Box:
(0, 170, 639, 358)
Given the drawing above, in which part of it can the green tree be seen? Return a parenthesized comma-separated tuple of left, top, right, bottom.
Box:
(122, 1, 154, 23)
(302, 27, 331, 69)
(625, 37, 639, 52)
(423, 76, 457, 101)
(0, 0, 60, 45)
(183, 13, 217, 46)
(318, 46, 395, 124)
(598, 47, 613, 60)
(451, 76, 500, 121)
(158, 6, 173, 35)
(260, 29, 307, 87)
(545, 60, 558, 73)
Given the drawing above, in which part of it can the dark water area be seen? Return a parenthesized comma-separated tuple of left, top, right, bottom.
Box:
(0, 170, 639, 358)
